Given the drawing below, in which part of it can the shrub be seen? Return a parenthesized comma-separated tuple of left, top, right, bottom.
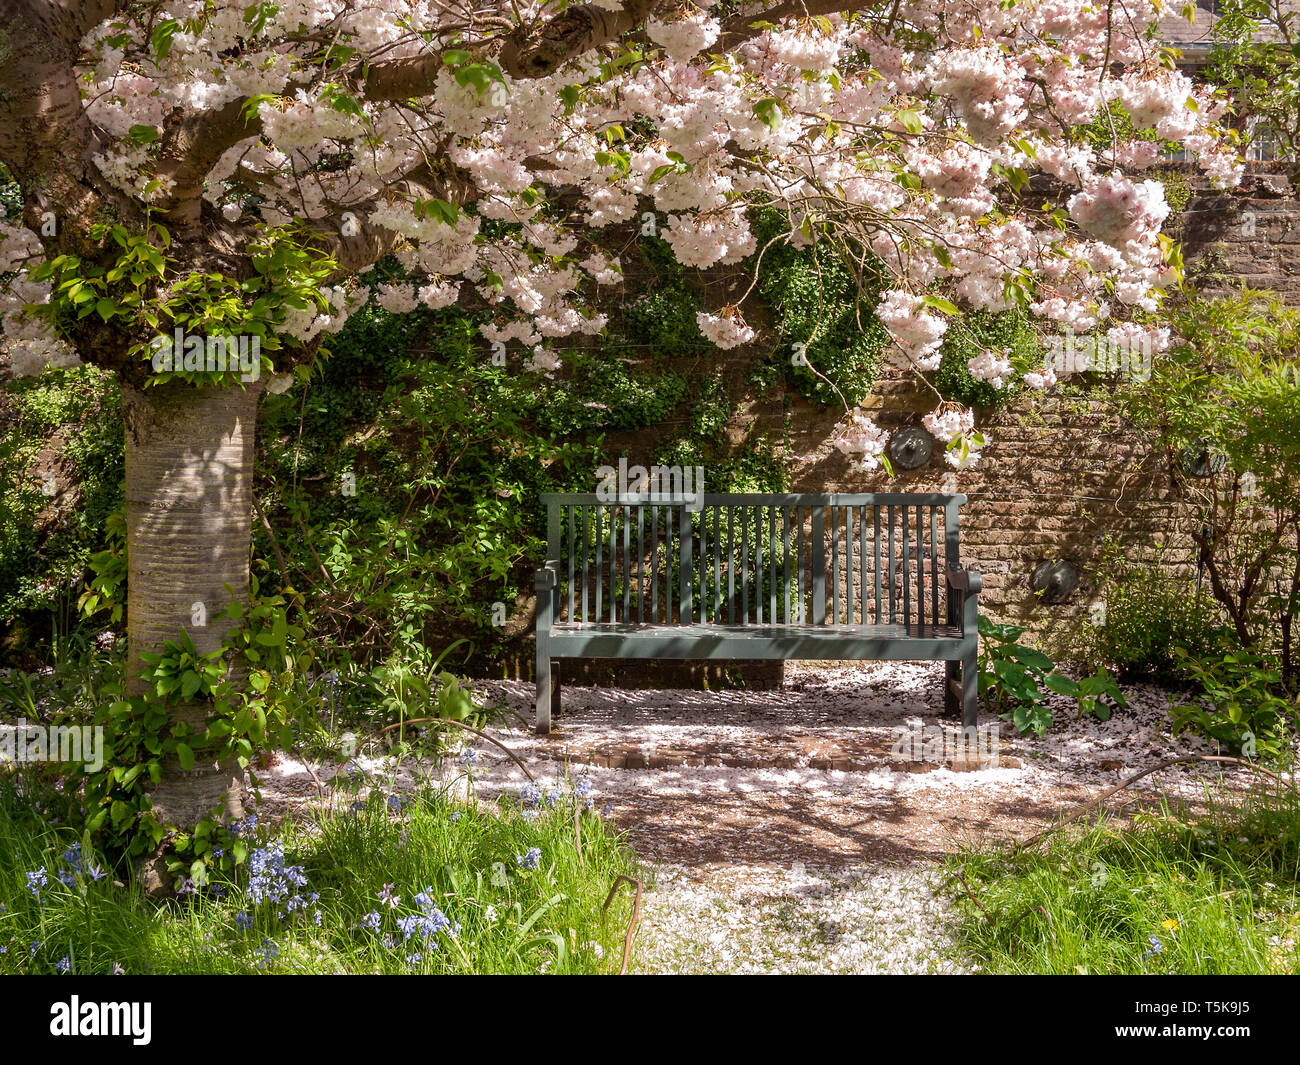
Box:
(979, 617, 1126, 735)
(1090, 561, 1224, 682)
(1169, 646, 1298, 762)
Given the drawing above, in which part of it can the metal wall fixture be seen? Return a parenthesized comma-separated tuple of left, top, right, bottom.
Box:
(1030, 559, 1079, 604)
(888, 425, 935, 470)
(1180, 440, 1227, 479)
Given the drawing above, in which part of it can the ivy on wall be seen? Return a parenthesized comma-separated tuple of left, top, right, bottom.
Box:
(935, 308, 1043, 410)
(751, 207, 888, 407)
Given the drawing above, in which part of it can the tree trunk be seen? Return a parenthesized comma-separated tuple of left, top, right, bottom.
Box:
(122, 380, 259, 885)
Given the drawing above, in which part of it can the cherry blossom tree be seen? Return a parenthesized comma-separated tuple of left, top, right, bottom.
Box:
(0, 0, 1238, 857)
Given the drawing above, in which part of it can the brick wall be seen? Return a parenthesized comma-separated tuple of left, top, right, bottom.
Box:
(506, 168, 1298, 681)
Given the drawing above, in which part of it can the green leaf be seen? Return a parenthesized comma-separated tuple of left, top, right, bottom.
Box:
(895, 108, 924, 135)
(753, 97, 783, 131)
(1043, 673, 1081, 697)
(175, 743, 195, 771)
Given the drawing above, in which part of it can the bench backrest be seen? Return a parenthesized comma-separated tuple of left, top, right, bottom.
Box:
(541, 493, 967, 628)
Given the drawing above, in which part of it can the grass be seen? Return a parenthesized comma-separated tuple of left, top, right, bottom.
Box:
(0, 767, 640, 974)
(943, 787, 1300, 974)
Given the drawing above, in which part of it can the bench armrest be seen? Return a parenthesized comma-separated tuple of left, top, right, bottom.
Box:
(535, 560, 560, 635)
(947, 565, 982, 636)
(535, 560, 559, 592)
(946, 567, 982, 595)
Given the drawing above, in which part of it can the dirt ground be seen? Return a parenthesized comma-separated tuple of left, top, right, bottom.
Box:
(256, 661, 1267, 972)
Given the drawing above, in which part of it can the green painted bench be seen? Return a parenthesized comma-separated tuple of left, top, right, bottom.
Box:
(534, 493, 981, 734)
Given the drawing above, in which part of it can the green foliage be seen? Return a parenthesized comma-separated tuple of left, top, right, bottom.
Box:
(935, 309, 1042, 410)
(945, 790, 1300, 974)
(1116, 290, 1300, 674)
(1169, 647, 1298, 762)
(74, 579, 315, 868)
(537, 353, 687, 436)
(1205, 1, 1298, 167)
(751, 207, 887, 407)
(28, 221, 336, 387)
(1152, 167, 1192, 226)
(688, 373, 734, 441)
(979, 617, 1126, 735)
(620, 237, 707, 358)
(0, 365, 123, 639)
(1077, 99, 1183, 154)
(0, 772, 638, 974)
(1088, 545, 1224, 683)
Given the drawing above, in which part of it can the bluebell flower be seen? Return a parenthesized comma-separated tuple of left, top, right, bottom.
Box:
(25, 868, 48, 897)
(520, 783, 542, 808)
(85, 864, 107, 882)
(211, 846, 225, 860)
(56, 956, 71, 973)
(459, 749, 478, 767)
(235, 911, 254, 930)
(360, 910, 383, 934)
(257, 937, 279, 969)
(572, 775, 594, 799)
(386, 793, 408, 814)
(396, 908, 451, 942)
(246, 842, 309, 909)
(517, 847, 542, 871)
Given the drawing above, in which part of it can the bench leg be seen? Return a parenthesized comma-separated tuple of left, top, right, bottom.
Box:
(944, 660, 961, 717)
(961, 651, 979, 730)
(550, 660, 561, 721)
(536, 652, 552, 735)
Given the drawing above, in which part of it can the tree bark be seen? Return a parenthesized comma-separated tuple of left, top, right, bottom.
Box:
(122, 380, 258, 880)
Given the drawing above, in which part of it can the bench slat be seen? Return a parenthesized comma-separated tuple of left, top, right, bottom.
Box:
(812, 505, 825, 624)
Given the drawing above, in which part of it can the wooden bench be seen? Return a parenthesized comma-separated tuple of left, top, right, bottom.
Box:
(534, 493, 981, 733)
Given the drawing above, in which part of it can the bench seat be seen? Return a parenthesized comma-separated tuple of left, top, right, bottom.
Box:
(549, 621, 966, 660)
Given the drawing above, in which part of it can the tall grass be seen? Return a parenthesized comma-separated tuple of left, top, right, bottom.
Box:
(944, 788, 1300, 974)
(0, 769, 639, 975)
